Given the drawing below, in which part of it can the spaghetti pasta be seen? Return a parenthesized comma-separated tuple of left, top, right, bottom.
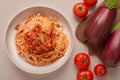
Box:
(14, 13, 69, 66)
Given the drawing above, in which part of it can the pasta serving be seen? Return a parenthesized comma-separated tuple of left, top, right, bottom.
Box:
(14, 13, 69, 66)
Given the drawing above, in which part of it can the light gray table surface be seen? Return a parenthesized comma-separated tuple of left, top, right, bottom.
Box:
(0, 0, 120, 80)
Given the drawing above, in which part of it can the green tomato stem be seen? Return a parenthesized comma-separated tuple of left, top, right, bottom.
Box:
(83, 75, 87, 80)
(82, 59, 87, 64)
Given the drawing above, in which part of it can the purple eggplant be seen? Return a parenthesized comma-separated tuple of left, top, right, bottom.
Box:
(84, 0, 117, 46)
(101, 23, 120, 67)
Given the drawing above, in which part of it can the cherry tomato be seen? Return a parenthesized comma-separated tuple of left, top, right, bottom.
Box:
(84, 0, 97, 6)
(73, 3, 88, 18)
(74, 53, 90, 70)
(94, 64, 107, 77)
(77, 70, 94, 80)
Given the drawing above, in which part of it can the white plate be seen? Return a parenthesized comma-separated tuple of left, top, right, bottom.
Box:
(5, 6, 73, 74)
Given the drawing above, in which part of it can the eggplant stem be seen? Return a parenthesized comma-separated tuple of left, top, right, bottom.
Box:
(104, 0, 117, 9)
(112, 22, 120, 33)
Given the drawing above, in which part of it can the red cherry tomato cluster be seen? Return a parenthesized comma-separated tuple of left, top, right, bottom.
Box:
(94, 64, 107, 77)
(73, 3, 88, 18)
(77, 70, 93, 80)
(73, 0, 97, 18)
(74, 52, 107, 80)
(74, 53, 90, 69)
(84, 0, 97, 6)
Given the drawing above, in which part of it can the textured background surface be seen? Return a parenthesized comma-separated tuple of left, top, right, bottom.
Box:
(0, 0, 120, 80)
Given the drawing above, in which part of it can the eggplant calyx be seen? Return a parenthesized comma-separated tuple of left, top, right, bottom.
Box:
(112, 22, 120, 33)
(104, 0, 117, 9)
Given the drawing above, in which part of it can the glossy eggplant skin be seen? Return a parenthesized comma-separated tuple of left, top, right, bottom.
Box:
(84, 6, 116, 46)
(101, 28, 120, 67)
